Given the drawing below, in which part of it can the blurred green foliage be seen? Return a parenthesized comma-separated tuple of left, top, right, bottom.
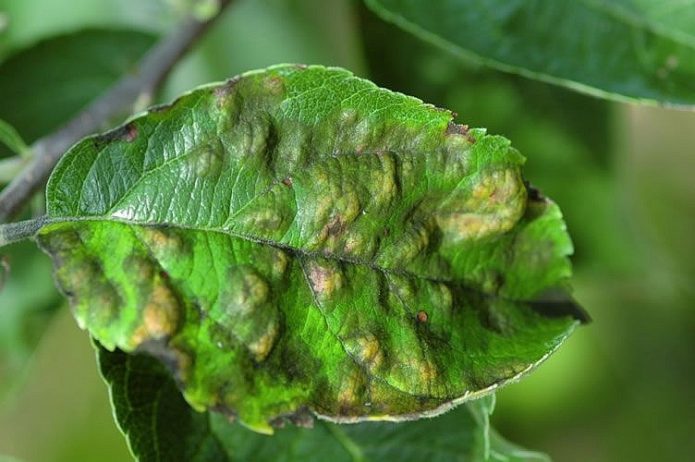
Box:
(0, 1, 693, 461)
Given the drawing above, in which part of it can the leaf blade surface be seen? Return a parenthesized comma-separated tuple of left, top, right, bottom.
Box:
(365, 0, 695, 108)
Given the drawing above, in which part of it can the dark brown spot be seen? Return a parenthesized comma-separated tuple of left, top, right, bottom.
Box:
(417, 310, 428, 323)
(135, 339, 189, 383)
(289, 408, 314, 428)
(524, 181, 546, 202)
(282, 177, 293, 187)
(211, 404, 237, 423)
(123, 123, 138, 142)
(96, 122, 139, 146)
(326, 215, 347, 237)
(214, 76, 241, 100)
(445, 121, 469, 136)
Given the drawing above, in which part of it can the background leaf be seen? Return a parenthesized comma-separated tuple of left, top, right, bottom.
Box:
(98, 345, 550, 462)
(365, 0, 695, 108)
(34, 65, 581, 432)
(0, 119, 28, 157)
(0, 29, 155, 159)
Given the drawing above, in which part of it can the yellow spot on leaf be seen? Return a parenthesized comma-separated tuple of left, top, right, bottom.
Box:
(248, 322, 278, 362)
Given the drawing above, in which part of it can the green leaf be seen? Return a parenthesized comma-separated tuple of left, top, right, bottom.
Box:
(364, 0, 695, 108)
(0, 119, 29, 157)
(98, 345, 551, 462)
(32, 65, 582, 433)
(97, 345, 227, 462)
(0, 29, 155, 158)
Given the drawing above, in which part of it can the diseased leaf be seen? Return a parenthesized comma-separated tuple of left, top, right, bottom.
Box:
(32, 65, 582, 432)
(98, 345, 551, 462)
(364, 0, 695, 108)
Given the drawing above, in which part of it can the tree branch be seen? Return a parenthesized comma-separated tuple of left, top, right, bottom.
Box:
(0, 0, 232, 222)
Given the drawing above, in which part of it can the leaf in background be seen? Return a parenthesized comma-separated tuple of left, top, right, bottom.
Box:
(161, 0, 367, 99)
(0, 29, 155, 158)
(0, 119, 29, 157)
(98, 345, 550, 462)
(32, 65, 582, 433)
(97, 345, 226, 461)
(364, 0, 695, 108)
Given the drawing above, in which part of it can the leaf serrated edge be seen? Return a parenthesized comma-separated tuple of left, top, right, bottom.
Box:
(314, 319, 579, 424)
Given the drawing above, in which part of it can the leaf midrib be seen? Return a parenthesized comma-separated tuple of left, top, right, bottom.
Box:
(40, 215, 459, 286)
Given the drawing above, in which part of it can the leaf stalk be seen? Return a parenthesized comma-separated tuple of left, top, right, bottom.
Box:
(0, 217, 45, 247)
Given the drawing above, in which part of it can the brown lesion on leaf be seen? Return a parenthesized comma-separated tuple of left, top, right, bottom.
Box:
(136, 338, 192, 384)
(213, 76, 241, 103)
(468, 169, 521, 206)
(82, 277, 121, 329)
(524, 180, 547, 203)
(262, 75, 285, 96)
(48, 251, 121, 333)
(247, 321, 279, 362)
(216, 267, 280, 361)
(123, 254, 155, 281)
(234, 272, 270, 314)
(271, 249, 289, 277)
(380, 216, 435, 266)
(97, 122, 138, 145)
(445, 121, 475, 143)
(325, 215, 347, 237)
(398, 356, 439, 387)
(137, 227, 189, 256)
(335, 369, 365, 411)
(307, 177, 362, 249)
(445, 121, 469, 136)
(123, 123, 138, 142)
(188, 139, 225, 177)
(346, 333, 385, 371)
(281, 177, 293, 187)
(305, 260, 344, 301)
(436, 169, 526, 241)
(130, 277, 181, 346)
(416, 310, 428, 323)
(270, 407, 314, 429)
(211, 404, 237, 424)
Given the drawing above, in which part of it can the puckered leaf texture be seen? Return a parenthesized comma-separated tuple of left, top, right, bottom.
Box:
(33, 65, 582, 433)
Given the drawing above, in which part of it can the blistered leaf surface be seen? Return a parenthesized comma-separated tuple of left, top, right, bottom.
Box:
(36, 65, 580, 432)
